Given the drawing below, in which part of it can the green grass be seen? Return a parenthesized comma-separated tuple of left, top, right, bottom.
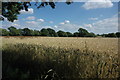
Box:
(2, 43, 119, 80)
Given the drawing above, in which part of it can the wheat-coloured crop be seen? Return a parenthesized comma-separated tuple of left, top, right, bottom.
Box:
(1, 37, 119, 79)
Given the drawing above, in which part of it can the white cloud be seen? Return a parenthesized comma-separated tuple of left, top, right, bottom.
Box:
(24, 19, 45, 29)
(54, 25, 58, 28)
(58, 21, 83, 32)
(93, 15, 117, 29)
(12, 23, 20, 27)
(65, 20, 70, 24)
(43, 26, 52, 28)
(20, 8, 34, 14)
(60, 22, 65, 25)
(0, 15, 8, 21)
(2, 19, 21, 29)
(84, 24, 93, 28)
(83, 14, 118, 34)
(82, 0, 113, 10)
(26, 21, 38, 25)
(49, 21, 53, 23)
(37, 19, 44, 22)
(26, 16, 36, 20)
(14, 20, 19, 22)
(7, 19, 21, 28)
(89, 17, 98, 20)
(60, 20, 70, 25)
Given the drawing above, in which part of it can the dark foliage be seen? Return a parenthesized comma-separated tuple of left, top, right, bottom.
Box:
(1, 1, 72, 22)
(100, 33, 118, 38)
(1, 27, 119, 38)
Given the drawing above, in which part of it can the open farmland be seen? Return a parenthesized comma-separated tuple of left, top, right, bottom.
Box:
(1, 37, 119, 79)
(2, 37, 119, 54)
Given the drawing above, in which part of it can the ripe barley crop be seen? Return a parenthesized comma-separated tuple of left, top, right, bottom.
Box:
(1, 37, 119, 79)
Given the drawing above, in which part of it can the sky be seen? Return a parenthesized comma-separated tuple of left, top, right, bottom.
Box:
(1, 1, 119, 34)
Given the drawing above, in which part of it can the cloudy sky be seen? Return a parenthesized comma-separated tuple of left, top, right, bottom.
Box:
(1, 1, 119, 34)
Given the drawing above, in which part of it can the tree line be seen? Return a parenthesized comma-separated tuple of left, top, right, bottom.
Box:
(0, 26, 120, 38)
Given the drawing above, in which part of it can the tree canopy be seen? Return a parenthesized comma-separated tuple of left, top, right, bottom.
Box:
(1, 26, 119, 38)
(78, 28, 89, 37)
(1, 1, 72, 22)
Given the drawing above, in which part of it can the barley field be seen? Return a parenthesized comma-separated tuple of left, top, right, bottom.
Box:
(1, 37, 119, 79)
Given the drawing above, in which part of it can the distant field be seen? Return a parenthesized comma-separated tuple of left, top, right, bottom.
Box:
(1, 37, 119, 79)
(2, 37, 118, 53)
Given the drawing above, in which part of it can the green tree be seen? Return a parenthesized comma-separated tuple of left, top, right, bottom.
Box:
(18, 29, 24, 36)
(2, 2, 25, 22)
(105, 33, 116, 37)
(0, 28, 9, 36)
(85, 32, 96, 37)
(78, 28, 89, 37)
(96, 34, 100, 36)
(22, 28, 33, 36)
(41, 28, 49, 36)
(101, 34, 107, 37)
(1, 1, 72, 22)
(73, 32, 79, 37)
(57, 30, 67, 37)
(66, 32, 73, 37)
(47, 28, 56, 37)
(8, 26, 20, 36)
(33, 30, 41, 36)
(116, 32, 120, 38)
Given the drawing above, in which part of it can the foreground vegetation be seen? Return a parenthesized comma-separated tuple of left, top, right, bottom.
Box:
(1, 37, 119, 79)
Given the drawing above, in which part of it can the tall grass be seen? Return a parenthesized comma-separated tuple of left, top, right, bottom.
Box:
(2, 37, 119, 79)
